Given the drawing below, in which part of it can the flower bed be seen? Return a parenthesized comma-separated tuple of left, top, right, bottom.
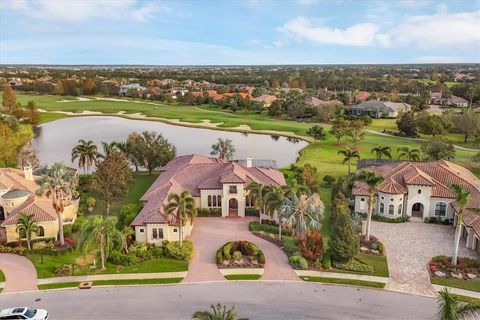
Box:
(429, 255, 480, 281)
(359, 235, 385, 256)
(216, 241, 265, 268)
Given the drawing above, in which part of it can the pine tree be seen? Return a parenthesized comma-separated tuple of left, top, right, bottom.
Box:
(329, 212, 359, 263)
(2, 85, 16, 113)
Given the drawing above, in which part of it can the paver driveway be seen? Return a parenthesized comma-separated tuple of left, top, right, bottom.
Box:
(0, 253, 37, 293)
(183, 217, 298, 283)
(372, 221, 476, 297)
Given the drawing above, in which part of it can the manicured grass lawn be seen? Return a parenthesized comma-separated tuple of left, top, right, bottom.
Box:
(38, 282, 80, 290)
(301, 276, 385, 288)
(27, 251, 188, 278)
(224, 274, 261, 280)
(0, 269, 4, 282)
(450, 294, 480, 304)
(331, 253, 389, 277)
(39, 112, 69, 124)
(431, 277, 480, 293)
(92, 278, 183, 286)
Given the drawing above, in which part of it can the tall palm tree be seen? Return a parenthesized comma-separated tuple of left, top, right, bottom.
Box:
(279, 193, 324, 240)
(356, 170, 384, 241)
(192, 303, 247, 320)
(450, 184, 471, 266)
(371, 145, 392, 160)
(71, 139, 99, 174)
(211, 138, 235, 161)
(264, 185, 287, 239)
(16, 213, 39, 250)
(284, 179, 311, 198)
(437, 288, 480, 320)
(163, 190, 197, 247)
(246, 182, 267, 221)
(100, 141, 120, 158)
(397, 146, 421, 161)
(338, 147, 360, 175)
(77, 215, 124, 270)
(36, 163, 78, 246)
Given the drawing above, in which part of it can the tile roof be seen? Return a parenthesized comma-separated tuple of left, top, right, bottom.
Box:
(1, 196, 57, 227)
(131, 154, 286, 226)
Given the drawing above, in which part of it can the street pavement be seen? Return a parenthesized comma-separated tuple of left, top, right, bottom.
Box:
(0, 281, 438, 319)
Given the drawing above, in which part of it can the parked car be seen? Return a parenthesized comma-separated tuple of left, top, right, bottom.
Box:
(0, 307, 48, 320)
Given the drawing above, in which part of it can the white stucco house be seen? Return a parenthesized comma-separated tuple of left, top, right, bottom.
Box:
(131, 154, 286, 245)
(352, 160, 480, 254)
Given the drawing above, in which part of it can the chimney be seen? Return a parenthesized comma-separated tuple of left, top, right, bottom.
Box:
(24, 166, 33, 181)
(246, 158, 253, 168)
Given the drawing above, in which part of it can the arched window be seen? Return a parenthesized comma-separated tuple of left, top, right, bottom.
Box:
(398, 204, 402, 215)
(435, 202, 447, 217)
(418, 189, 422, 194)
(388, 204, 394, 215)
(217, 195, 221, 207)
(208, 195, 212, 207)
(38, 226, 45, 237)
(212, 195, 217, 207)
(380, 203, 385, 214)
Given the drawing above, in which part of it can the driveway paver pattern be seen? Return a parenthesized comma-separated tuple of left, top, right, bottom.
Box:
(183, 217, 298, 283)
(0, 253, 37, 293)
(372, 221, 476, 297)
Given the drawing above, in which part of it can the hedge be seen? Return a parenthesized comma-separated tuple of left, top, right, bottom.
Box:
(197, 208, 222, 217)
(248, 221, 292, 237)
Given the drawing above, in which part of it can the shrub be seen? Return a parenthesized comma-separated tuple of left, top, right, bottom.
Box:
(289, 255, 308, 270)
(223, 242, 233, 260)
(298, 230, 324, 262)
(377, 242, 385, 254)
(0, 245, 25, 255)
(332, 259, 374, 273)
(165, 241, 193, 260)
(54, 264, 73, 277)
(329, 213, 359, 263)
(196, 208, 222, 217)
(257, 251, 265, 265)
(373, 215, 409, 223)
(216, 249, 224, 264)
(248, 221, 292, 237)
(323, 175, 336, 186)
(129, 242, 152, 259)
(322, 254, 331, 269)
(233, 251, 242, 260)
(108, 251, 137, 266)
(231, 241, 255, 256)
(63, 224, 73, 237)
(282, 237, 297, 256)
(245, 208, 260, 217)
(32, 241, 55, 251)
(72, 215, 86, 233)
(86, 197, 96, 208)
(149, 246, 164, 258)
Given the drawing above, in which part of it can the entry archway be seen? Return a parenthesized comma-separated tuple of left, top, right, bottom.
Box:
(228, 198, 238, 217)
(412, 203, 424, 218)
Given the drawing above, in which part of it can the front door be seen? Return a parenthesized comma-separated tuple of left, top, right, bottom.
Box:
(411, 203, 424, 218)
(228, 199, 238, 217)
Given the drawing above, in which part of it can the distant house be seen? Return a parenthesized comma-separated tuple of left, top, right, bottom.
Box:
(119, 83, 146, 97)
(355, 91, 371, 102)
(305, 97, 341, 108)
(224, 92, 253, 100)
(236, 85, 256, 94)
(430, 92, 469, 107)
(347, 101, 410, 118)
(253, 94, 277, 107)
(168, 87, 189, 99)
(8, 78, 22, 88)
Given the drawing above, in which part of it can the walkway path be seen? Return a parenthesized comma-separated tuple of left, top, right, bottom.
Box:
(0, 253, 37, 293)
(372, 221, 476, 297)
(183, 217, 298, 283)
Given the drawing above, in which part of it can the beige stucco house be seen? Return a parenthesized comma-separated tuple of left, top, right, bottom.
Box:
(0, 167, 79, 243)
(131, 154, 286, 244)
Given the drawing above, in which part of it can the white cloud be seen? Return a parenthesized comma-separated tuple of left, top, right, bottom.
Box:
(279, 16, 378, 46)
(1, 0, 167, 22)
(414, 56, 465, 63)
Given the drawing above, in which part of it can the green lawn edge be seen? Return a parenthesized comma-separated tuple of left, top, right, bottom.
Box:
(431, 277, 480, 293)
(301, 276, 385, 288)
(38, 282, 81, 290)
(224, 274, 262, 280)
(92, 278, 183, 286)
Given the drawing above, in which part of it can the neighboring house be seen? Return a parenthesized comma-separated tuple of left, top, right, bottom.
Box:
(253, 94, 277, 107)
(131, 154, 286, 244)
(224, 92, 253, 100)
(119, 83, 146, 97)
(430, 92, 469, 107)
(8, 77, 22, 88)
(347, 101, 410, 118)
(355, 91, 371, 102)
(352, 160, 480, 254)
(168, 87, 189, 99)
(0, 167, 79, 243)
(305, 97, 341, 108)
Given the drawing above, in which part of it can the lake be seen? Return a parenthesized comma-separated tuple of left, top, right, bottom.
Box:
(32, 116, 308, 168)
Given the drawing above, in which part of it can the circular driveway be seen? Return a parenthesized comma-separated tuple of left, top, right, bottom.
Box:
(183, 217, 298, 283)
(0, 253, 37, 293)
(371, 221, 477, 297)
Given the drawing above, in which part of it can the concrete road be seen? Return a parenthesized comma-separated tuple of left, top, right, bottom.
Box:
(0, 281, 438, 320)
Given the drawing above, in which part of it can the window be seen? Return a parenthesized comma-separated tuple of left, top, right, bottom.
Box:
(37, 226, 44, 237)
(139, 228, 145, 234)
(360, 198, 365, 202)
(229, 185, 237, 194)
(217, 195, 221, 207)
(435, 202, 447, 217)
(398, 204, 402, 215)
(388, 204, 394, 215)
(381, 196, 384, 200)
(380, 203, 385, 214)
(173, 228, 178, 233)
(418, 189, 422, 194)
(152, 228, 158, 239)
(390, 198, 394, 202)
(212, 195, 217, 207)
(158, 228, 164, 239)
(208, 195, 212, 207)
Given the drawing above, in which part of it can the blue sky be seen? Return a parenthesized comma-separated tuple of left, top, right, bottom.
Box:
(1, 0, 479, 65)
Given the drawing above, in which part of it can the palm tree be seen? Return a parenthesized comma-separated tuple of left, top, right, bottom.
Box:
(36, 162, 79, 246)
(338, 147, 360, 175)
(16, 213, 39, 250)
(437, 288, 480, 320)
(211, 138, 235, 161)
(77, 215, 124, 270)
(279, 193, 324, 240)
(356, 170, 384, 241)
(163, 191, 197, 247)
(397, 146, 421, 161)
(264, 185, 287, 239)
(192, 303, 247, 320)
(71, 139, 99, 174)
(246, 182, 267, 221)
(100, 141, 120, 158)
(371, 145, 392, 160)
(284, 179, 311, 198)
(450, 184, 471, 266)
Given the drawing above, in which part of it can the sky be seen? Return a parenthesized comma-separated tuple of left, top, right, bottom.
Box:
(0, 0, 479, 65)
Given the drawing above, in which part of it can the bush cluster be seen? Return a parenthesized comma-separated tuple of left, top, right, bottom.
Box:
(165, 241, 194, 261)
(282, 237, 298, 256)
(216, 241, 265, 265)
(0, 245, 25, 255)
(332, 259, 374, 273)
(108, 251, 137, 266)
(424, 217, 453, 225)
(289, 255, 308, 270)
(372, 215, 410, 223)
(245, 208, 260, 217)
(196, 208, 222, 217)
(54, 264, 73, 277)
(248, 221, 292, 237)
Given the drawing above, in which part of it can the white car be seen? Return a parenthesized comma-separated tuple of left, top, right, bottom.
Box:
(0, 307, 48, 320)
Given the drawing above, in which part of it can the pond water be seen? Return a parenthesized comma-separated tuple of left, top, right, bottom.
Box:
(32, 116, 308, 168)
